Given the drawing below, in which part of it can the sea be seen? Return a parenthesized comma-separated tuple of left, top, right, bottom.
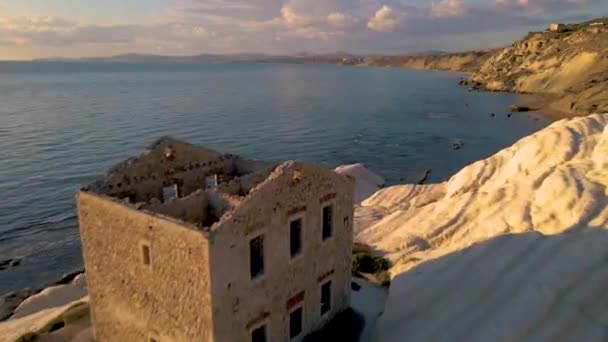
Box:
(0, 62, 553, 295)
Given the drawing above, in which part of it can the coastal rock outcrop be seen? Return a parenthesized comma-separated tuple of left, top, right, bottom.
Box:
(0, 273, 90, 341)
(362, 51, 493, 73)
(0, 297, 90, 342)
(363, 18, 608, 117)
(356, 114, 608, 341)
(335, 163, 385, 203)
(466, 19, 608, 115)
(0, 258, 22, 271)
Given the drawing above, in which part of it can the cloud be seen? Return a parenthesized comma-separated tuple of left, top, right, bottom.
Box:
(152, 0, 608, 50)
(368, 5, 401, 33)
(239, 4, 351, 41)
(280, 6, 310, 27)
(370, 0, 606, 36)
(0, 15, 212, 48)
(290, 27, 339, 40)
(176, 0, 281, 21)
(495, 0, 598, 14)
(327, 12, 347, 27)
(284, 0, 348, 17)
(0, 15, 77, 34)
(1, 0, 606, 59)
(431, 0, 466, 18)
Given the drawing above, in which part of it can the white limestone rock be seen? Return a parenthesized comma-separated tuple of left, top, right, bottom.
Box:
(355, 114, 608, 342)
(335, 163, 385, 203)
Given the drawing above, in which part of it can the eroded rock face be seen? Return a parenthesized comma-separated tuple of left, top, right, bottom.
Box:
(335, 163, 385, 203)
(0, 289, 37, 321)
(366, 19, 608, 116)
(362, 51, 493, 73)
(356, 114, 608, 342)
(0, 270, 86, 322)
(466, 22, 608, 115)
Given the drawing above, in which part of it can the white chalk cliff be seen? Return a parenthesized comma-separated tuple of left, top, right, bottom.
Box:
(355, 113, 608, 341)
(334, 163, 386, 203)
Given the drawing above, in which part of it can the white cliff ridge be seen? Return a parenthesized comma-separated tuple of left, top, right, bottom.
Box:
(354, 113, 608, 341)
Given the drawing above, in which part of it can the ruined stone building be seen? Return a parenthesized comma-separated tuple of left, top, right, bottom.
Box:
(76, 137, 354, 342)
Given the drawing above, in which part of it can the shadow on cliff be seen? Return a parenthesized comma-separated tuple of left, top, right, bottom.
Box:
(379, 227, 608, 341)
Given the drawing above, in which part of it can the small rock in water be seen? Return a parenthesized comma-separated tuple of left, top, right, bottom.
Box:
(508, 104, 533, 112)
(490, 113, 495, 117)
(0, 257, 22, 271)
(507, 113, 513, 118)
(417, 169, 431, 184)
(450, 140, 465, 150)
(351, 282, 362, 291)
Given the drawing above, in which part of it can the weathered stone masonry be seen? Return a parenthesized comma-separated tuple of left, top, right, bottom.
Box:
(77, 137, 354, 342)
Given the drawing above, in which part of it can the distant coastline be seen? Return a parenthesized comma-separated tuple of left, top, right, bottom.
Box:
(8, 16, 606, 117)
(362, 17, 608, 117)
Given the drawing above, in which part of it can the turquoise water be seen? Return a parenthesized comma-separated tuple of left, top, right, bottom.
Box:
(0, 62, 552, 294)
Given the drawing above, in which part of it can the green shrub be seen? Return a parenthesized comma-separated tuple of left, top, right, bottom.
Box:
(374, 257, 390, 272)
(352, 252, 377, 275)
(351, 250, 391, 278)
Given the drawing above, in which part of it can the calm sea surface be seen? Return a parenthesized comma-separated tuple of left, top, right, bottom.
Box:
(0, 62, 553, 294)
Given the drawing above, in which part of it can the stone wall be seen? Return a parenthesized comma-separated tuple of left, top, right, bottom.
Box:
(143, 190, 211, 225)
(215, 166, 276, 197)
(86, 138, 241, 203)
(85, 139, 271, 212)
(77, 191, 214, 341)
(143, 190, 244, 227)
(95, 157, 230, 204)
(208, 162, 354, 342)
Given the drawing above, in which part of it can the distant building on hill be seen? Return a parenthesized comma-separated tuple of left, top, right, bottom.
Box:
(76, 137, 354, 342)
(340, 57, 365, 65)
(548, 23, 565, 32)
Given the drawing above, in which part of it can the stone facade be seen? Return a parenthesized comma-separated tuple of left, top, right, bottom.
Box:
(77, 137, 354, 342)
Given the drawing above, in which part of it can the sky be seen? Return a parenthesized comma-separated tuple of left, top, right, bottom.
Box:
(0, 0, 606, 60)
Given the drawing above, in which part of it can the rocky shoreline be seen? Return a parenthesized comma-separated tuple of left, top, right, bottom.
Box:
(357, 113, 608, 341)
(0, 269, 84, 322)
(364, 17, 608, 118)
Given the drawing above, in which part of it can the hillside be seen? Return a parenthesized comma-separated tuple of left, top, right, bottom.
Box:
(362, 51, 493, 73)
(364, 18, 608, 116)
(356, 113, 608, 341)
(467, 18, 608, 115)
